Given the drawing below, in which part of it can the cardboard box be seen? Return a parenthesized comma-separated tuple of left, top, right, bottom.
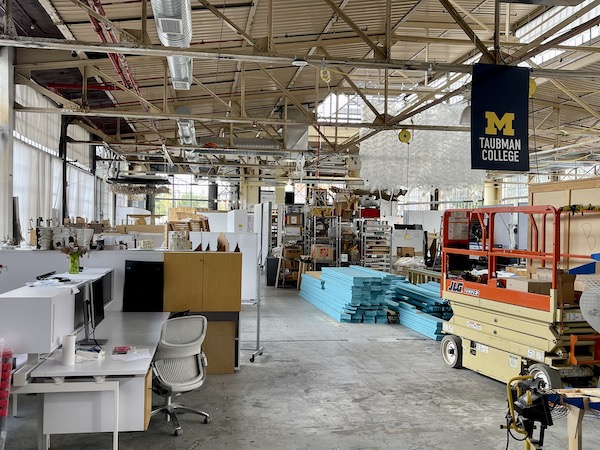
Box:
(286, 213, 302, 225)
(283, 247, 302, 259)
(506, 277, 551, 295)
(311, 244, 334, 261)
(397, 246, 415, 257)
(531, 268, 576, 303)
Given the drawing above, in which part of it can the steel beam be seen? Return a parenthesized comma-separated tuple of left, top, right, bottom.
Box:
(438, 0, 495, 63)
(323, 0, 387, 60)
(4, 35, 600, 79)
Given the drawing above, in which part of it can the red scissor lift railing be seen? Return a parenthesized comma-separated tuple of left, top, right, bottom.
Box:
(441, 205, 599, 313)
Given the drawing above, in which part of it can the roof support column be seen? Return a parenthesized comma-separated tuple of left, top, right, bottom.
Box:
(240, 162, 259, 209)
(0, 46, 15, 240)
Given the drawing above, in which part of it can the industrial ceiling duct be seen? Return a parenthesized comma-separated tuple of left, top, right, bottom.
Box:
(284, 106, 309, 151)
(174, 106, 200, 172)
(150, 0, 193, 90)
(176, 106, 197, 145)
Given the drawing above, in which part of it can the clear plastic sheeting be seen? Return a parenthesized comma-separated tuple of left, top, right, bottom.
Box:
(359, 103, 486, 196)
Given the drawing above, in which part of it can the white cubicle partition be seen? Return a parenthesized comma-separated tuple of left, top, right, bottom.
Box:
(0, 249, 165, 311)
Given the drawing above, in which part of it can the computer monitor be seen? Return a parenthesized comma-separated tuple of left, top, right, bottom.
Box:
(78, 278, 107, 346)
(73, 288, 86, 332)
(91, 278, 105, 329)
(102, 269, 114, 307)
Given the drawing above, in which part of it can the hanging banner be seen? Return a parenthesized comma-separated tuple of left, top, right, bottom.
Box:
(470, 64, 529, 171)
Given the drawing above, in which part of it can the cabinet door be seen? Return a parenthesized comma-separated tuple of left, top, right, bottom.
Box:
(163, 252, 204, 311)
(202, 253, 242, 311)
(144, 367, 152, 430)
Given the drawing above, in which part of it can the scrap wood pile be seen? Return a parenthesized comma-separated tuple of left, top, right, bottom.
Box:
(299, 266, 395, 323)
(384, 279, 451, 340)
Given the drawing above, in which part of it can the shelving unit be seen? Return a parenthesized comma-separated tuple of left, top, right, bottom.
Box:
(305, 214, 341, 270)
(280, 204, 304, 246)
(358, 219, 392, 272)
(270, 208, 279, 250)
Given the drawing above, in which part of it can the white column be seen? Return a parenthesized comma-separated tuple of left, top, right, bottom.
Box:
(0, 47, 15, 239)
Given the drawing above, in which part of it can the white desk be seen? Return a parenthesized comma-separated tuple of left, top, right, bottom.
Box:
(13, 311, 169, 450)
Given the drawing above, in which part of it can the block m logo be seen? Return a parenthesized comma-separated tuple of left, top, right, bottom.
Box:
(485, 112, 515, 136)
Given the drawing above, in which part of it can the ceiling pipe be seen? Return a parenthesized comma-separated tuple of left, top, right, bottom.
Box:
(150, 0, 193, 90)
(84, 0, 168, 156)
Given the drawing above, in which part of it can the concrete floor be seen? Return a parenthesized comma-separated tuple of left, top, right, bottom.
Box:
(6, 284, 600, 449)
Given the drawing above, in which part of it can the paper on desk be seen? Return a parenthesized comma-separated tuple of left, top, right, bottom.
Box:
(25, 280, 80, 294)
(111, 348, 151, 361)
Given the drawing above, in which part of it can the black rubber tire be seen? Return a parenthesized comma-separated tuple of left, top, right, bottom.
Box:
(529, 363, 562, 389)
(441, 335, 463, 369)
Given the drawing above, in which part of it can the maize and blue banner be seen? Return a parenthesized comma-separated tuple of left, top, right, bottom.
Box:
(470, 63, 529, 172)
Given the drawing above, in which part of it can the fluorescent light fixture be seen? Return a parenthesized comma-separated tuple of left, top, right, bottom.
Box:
(292, 57, 308, 67)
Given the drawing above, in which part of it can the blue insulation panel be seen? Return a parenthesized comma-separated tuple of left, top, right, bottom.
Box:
(299, 268, 452, 336)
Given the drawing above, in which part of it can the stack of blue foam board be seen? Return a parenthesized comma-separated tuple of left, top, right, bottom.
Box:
(299, 266, 395, 323)
(384, 279, 451, 340)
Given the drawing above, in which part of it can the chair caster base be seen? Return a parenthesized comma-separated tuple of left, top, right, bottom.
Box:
(173, 428, 182, 437)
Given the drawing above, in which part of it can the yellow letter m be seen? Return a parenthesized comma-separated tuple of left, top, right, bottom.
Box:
(484, 112, 515, 136)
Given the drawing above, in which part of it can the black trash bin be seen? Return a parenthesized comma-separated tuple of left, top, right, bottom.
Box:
(266, 257, 278, 286)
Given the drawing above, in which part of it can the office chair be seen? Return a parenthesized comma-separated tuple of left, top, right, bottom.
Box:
(151, 315, 211, 436)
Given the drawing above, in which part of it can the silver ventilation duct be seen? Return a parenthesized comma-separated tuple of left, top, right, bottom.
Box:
(150, 0, 193, 90)
(284, 107, 309, 150)
(176, 106, 197, 145)
(174, 106, 201, 172)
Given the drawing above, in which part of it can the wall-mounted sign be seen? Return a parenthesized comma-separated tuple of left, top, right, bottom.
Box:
(470, 64, 529, 172)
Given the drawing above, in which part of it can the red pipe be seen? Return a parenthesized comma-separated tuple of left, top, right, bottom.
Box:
(84, 0, 163, 141)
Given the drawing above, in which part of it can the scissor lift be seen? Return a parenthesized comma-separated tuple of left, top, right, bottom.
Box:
(440, 205, 600, 387)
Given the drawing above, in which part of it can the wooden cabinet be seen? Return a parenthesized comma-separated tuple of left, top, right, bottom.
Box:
(163, 252, 241, 312)
(144, 367, 152, 430)
(163, 252, 242, 374)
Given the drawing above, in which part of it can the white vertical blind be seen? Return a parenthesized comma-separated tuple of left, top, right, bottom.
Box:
(66, 165, 95, 221)
(12, 139, 62, 226)
(14, 85, 60, 152)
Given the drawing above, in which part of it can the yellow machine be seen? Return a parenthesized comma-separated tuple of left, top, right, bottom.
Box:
(439, 205, 600, 388)
(503, 375, 555, 450)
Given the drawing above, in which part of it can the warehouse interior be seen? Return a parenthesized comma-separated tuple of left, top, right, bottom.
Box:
(3, 0, 600, 449)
